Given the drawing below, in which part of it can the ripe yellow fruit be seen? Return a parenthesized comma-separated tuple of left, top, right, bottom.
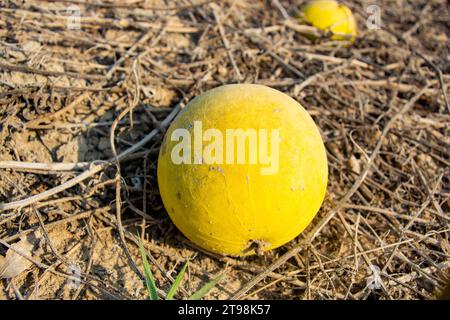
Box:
(157, 84, 328, 256)
(299, 0, 357, 41)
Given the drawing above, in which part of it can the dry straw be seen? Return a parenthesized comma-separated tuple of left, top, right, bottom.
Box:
(0, 0, 448, 300)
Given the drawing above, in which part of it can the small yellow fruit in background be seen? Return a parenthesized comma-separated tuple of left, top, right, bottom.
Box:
(299, 0, 357, 41)
(157, 84, 328, 256)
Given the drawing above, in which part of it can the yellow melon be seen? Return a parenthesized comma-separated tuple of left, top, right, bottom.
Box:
(157, 84, 328, 256)
(299, 0, 357, 41)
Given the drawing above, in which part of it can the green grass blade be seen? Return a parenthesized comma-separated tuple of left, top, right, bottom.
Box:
(187, 273, 224, 300)
(138, 240, 159, 300)
(166, 261, 189, 300)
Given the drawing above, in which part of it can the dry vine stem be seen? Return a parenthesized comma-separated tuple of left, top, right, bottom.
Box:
(0, 161, 90, 171)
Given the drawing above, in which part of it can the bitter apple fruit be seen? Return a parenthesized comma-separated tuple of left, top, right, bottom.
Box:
(157, 84, 328, 256)
(299, 0, 357, 41)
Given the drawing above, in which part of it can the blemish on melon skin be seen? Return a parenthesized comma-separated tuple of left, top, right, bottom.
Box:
(208, 165, 224, 174)
(216, 166, 225, 174)
(291, 182, 305, 191)
(298, 181, 306, 191)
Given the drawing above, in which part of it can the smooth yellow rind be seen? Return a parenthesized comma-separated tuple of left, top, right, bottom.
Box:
(157, 84, 328, 256)
(300, 0, 357, 41)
